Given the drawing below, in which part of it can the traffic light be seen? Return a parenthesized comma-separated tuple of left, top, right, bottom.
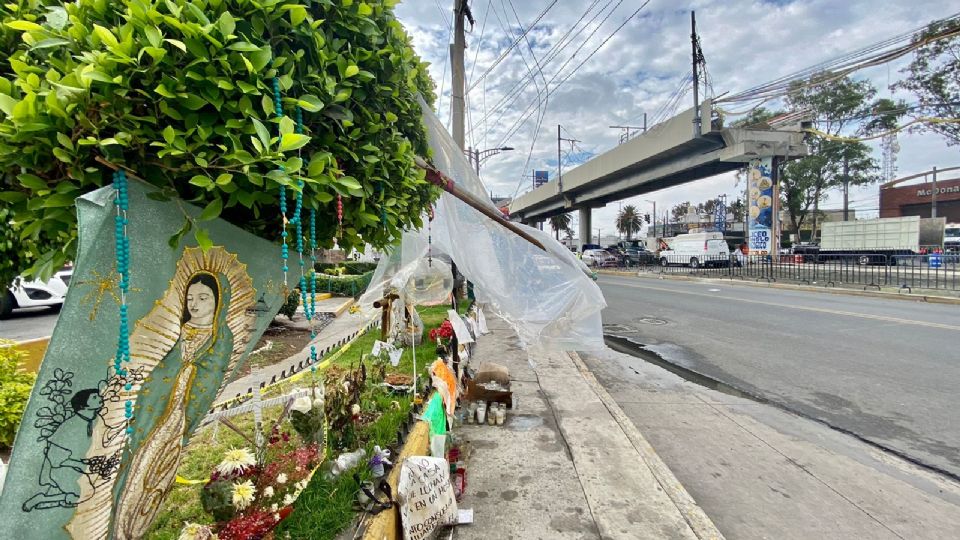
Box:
(644, 213, 651, 224)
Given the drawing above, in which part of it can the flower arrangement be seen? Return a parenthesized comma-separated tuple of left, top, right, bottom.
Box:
(428, 320, 454, 353)
(186, 431, 322, 540)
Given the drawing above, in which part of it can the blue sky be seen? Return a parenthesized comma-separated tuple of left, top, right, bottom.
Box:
(395, 0, 959, 235)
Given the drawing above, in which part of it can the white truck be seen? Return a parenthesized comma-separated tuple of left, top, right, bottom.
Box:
(659, 232, 731, 268)
(946, 223, 960, 253)
(817, 216, 946, 264)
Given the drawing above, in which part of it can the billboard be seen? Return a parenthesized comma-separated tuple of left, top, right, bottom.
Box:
(747, 158, 775, 254)
(534, 170, 549, 187)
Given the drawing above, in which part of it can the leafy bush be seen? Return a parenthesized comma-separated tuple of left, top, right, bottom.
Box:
(315, 261, 376, 275)
(318, 270, 373, 298)
(277, 286, 300, 320)
(0, 0, 439, 282)
(0, 339, 36, 447)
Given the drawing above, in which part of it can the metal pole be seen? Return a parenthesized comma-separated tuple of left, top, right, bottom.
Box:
(557, 124, 563, 192)
(843, 156, 850, 221)
(932, 166, 938, 219)
(474, 147, 480, 176)
(643, 112, 647, 133)
(451, 0, 466, 150)
(691, 11, 701, 137)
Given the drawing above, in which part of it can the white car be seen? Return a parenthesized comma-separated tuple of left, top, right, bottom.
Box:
(581, 249, 617, 267)
(1, 267, 73, 318)
(659, 232, 731, 268)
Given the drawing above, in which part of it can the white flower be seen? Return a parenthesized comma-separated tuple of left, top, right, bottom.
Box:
(263, 486, 274, 498)
(231, 479, 256, 510)
(215, 447, 255, 476)
(291, 396, 312, 414)
(283, 493, 295, 506)
(276, 473, 288, 484)
(350, 403, 361, 415)
(271, 503, 279, 513)
(179, 523, 214, 540)
(312, 396, 324, 409)
(273, 513, 281, 522)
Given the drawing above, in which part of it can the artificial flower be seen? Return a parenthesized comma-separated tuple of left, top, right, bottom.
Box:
(263, 486, 274, 498)
(231, 479, 256, 510)
(276, 473, 288, 484)
(270, 503, 279, 513)
(283, 493, 295, 506)
(291, 396, 312, 414)
(273, 513, 281, 522)
(215, 447, 256, 476)
(178, 522, 215, 540)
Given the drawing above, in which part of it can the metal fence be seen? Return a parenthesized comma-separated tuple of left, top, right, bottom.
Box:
(607, 252, 960, 292)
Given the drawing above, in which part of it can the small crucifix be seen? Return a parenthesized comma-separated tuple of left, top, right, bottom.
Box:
(373, 292, 400, 342)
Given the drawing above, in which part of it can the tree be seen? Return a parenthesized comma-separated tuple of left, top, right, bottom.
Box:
(730, 107, 784, 128)
(670, 201, 691, 223)
(895, 18, 960, 146)
(0, 0, 439, 286)
(615, 205, 642, 240)
(548, 213, 571, 241)
(779, 74, 897, 238)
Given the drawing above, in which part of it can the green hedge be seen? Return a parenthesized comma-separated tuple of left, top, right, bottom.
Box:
(318, 270, 374, 298)
(314, 261, 378, 275)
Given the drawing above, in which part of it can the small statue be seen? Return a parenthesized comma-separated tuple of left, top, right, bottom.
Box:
(369, 445, 393, 479)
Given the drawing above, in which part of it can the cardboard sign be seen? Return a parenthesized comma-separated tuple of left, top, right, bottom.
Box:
(397, 456, 458, 540)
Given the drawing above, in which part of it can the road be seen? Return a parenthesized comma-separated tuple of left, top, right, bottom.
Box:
(594, 274, 960, 478)
(0, 307, 60, 341)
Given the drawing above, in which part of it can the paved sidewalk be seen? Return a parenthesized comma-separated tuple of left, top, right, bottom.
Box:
(455, 314, 720, 539)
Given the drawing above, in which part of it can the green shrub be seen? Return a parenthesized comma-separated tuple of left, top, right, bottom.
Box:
(0, 339, 37, 448)
(318, 270, 374, 298)
(0, 0, 439, 283)
(314, 261, 376, 275)
(277, 286, 300, 320)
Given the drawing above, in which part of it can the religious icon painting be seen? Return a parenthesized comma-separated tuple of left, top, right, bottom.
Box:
(0, 180, 291, 539)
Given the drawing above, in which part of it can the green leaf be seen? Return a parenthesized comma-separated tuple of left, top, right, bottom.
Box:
(40, 193, 76, 208)
(218, 11, 236, 36)
(287, 5, 308, 26)
(249, 47, 273, 72)
(93, 24, 119, 48)
(344, 65, 360, 78)
(215, 173, 233, 186)
(279, 133, 310, 152)
(338, 176, 362, 190)
(6, 21, 44, 32)
(144, 26, 162, 48)
(385, 111, 398, 123)
(168, 219, 192, 249)
(154, 83, 177, 98)
(199, 197, 223, 221)
(194, 227, 213, 253)
(279, 115, 296, 135)
(52, 148, 72, 163)
(252, 118, 271, 149)
(228, 42, 261, 52)
(314, 191, 334, 203)
(297, 94, 324, 112)
(18, 173, 47, 190)
(164, 38, 187, 52)
(0, 95, 16, 116)
(358, 3, 373, 16)
(189, 175, 213, 188)
(162, 125, 175, 144)
(0, 191, 28, 203)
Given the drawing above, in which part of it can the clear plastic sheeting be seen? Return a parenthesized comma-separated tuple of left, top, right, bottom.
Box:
(362, 99, 605, 350)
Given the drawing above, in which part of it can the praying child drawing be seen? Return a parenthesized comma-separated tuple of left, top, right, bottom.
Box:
(64, 247, 255, 540)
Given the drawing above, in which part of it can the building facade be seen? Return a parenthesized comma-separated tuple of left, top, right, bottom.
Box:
(880, 179, 960, 222)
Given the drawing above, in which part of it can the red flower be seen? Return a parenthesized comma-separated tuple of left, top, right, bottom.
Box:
(217, 510, 278, 540)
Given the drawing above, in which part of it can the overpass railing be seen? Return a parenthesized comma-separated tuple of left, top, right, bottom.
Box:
(610, 252, 960, 292)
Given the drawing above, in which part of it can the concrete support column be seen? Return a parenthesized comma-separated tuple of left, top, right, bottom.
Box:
(578, 207, 592, 251)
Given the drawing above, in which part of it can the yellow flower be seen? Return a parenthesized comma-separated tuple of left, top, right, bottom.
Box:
(178, 523, 214, 540)
(232, 479, 257, 510)
(216, 447, 256, 476)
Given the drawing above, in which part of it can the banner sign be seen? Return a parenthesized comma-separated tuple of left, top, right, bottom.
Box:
(397, 456, 458, 540)
(533, 170, 548, 187)
(747, 158, 774, 255)
(0, 181, 289, 539)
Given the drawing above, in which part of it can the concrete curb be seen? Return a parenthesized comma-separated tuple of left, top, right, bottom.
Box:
(568, 350, 725, 540)
(596, 269, 960, 305)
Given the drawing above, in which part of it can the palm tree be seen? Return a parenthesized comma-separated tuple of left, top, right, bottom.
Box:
(548, 213, 571, 240)
(616, 205, 642, 240)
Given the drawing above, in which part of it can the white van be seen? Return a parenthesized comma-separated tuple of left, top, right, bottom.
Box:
(659, 232, 731, 268)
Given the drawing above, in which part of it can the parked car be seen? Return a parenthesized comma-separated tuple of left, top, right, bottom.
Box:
(659, 232, 731, 268)
(623, 247, 657, 266)
(1, 266, 73, 318)
(582, 249, 618, 267)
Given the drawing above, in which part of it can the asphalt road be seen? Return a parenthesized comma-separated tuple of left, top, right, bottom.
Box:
(0, 307, 60, 341)
(595, 274, 960, 478)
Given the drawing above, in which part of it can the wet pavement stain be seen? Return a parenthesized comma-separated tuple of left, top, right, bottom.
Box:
(500, 489, 518, 501)
(507, 414, 544, 431)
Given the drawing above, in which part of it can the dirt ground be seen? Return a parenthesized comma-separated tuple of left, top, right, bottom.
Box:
(238, 322, 314, 377)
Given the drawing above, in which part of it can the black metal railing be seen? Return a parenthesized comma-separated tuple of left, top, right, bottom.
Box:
(606, 252, 960, 292)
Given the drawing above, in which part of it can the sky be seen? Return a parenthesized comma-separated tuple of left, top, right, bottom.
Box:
(393, 0, 958, 239)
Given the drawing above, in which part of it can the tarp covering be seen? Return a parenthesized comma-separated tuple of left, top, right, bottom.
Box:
(363, 101, 605, 350)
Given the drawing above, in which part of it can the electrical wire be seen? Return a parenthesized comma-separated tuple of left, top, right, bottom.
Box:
(466, 0, 558, 94)
(804, 117, 960, 143)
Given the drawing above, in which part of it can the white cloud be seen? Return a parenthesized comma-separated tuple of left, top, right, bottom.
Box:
(395, 0, 959, 235)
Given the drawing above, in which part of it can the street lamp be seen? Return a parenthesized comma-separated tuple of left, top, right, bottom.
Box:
(464, 146, 514, 175)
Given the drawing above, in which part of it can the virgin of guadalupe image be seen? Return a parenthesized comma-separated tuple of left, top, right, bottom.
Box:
(66, 247, 255, 540)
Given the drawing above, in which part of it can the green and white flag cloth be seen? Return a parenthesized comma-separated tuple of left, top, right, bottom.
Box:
(0, 180, 290, 539)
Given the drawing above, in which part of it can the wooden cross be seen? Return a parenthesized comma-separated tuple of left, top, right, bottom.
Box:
(373, 292, 399, 342)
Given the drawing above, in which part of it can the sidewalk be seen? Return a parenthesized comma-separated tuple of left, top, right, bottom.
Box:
(455, 314, 721, 539)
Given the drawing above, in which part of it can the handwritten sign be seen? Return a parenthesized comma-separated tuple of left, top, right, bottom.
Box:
(398, 456, 458, 540)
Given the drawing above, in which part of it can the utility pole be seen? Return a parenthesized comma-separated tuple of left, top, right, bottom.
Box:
(557, 125, 579, 192)
(691, 11, 701, 137)
(472, 147, 480, 176)
(842, 156, 850, 221)
(451, 0, 468, 150)
(932, 166, 938, 219)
